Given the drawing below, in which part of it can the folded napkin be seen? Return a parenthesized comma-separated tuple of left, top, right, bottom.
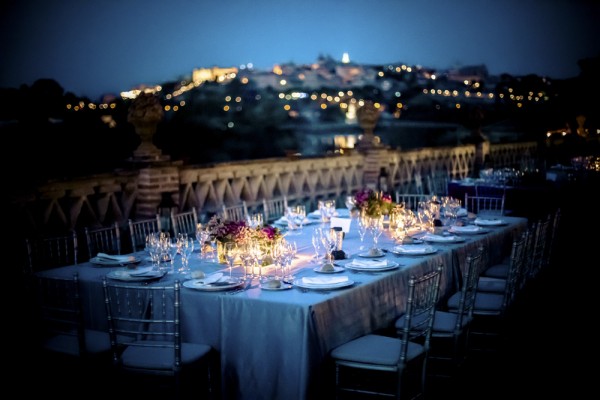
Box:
(275, 216, 310, 225)
(450, 225, 481, 233)
(128, 266, 155, 276)
(302, 276, 348, 285)
(422, 234, 456, 242)
(393, 245, 435, 254)
(196, 272, 224, 285)
(96, 253, 137, 263)
(457, 208, 468, 217)
(350, 259, 388, 268)
(474, 218, 504, 226)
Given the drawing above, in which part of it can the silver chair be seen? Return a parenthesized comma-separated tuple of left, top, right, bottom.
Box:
(262, 197, 288, 223)
(415, 249, 484, 378)
(395, 193, 431, 212)
(128, 215, 162, 252)
(330, 264, 443, 399)
(102, 278, 215, 398)
(525, 214, 551, 282)
(84, 222, 121, 260)
(221, 201, 249, 222)
(426, 173, 449, 197)
(170, 208, 198, 238)
(464, 193, 505, 216)
(452, 232, 528, 352)
(544, 208, 561, 269)
(24, 230, 78, 275)
(30, 272, 113, 364)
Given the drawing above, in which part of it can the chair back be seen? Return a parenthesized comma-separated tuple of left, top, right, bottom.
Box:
(262, 197, 288, 223)
(528, 214, 550, 280)
(171, 208, 198, 238)
(84, 222, 122, 260)
(426, 173, 449, 196)
(464, 193, 505, 216)
(24, 230, 78, 275)
(453, 249, 484, 332)
(544, 208, 561, 268)
(399, 264, 443, 362)
(395, 193, 431, 212)
(221, 201, 249, 222)
(31, 273, 86, 357)
(102, 278, 183, 375)
(499, 231, 529, 311)
(128, 215, 162, 252)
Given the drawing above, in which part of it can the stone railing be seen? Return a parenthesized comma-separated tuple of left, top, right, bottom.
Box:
(10, 141, 537, 239)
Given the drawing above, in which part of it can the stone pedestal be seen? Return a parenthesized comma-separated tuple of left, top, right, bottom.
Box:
(128, 91, 169, 162)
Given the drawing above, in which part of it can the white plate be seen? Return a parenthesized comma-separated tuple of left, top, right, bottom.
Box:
(448, 226, 488, 235)
(313, 265, 345, 274)
(90, 256, 142, 266)
(182, 278, 244, 292)
(389, 245, 437, 256)
(421, 234, 465, 243)
(474, 218, 507, 226)
(345, 261, 400, 272)
(106, 269, 166, 282)
(294, 278, 354, 290)
(357, 251, 385, 258)
(260, 282, 293, 291)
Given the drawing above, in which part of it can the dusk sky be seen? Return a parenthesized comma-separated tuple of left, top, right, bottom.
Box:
(1, 0, 599, 100)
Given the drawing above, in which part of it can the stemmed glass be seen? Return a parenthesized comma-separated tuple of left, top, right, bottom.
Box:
(368, 215, 384, 252)
(282, 240, 297, 281)
(195, 223, 211, 259)
(320, 228, 337, 266)
(311, 228, 324, 261)
(224, 242, 238, 279)
(357, 211, 369, 251)
(178, 236, 194, 276)
(294, 205, 306, 231)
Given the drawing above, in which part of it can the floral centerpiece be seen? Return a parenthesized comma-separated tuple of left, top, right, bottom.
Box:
(353, 188, 395, 217)
(206, 215, 282, 263)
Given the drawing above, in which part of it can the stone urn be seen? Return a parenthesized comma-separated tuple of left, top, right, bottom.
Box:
(127, 91, 167, 161)
(356, 100, 382, 150)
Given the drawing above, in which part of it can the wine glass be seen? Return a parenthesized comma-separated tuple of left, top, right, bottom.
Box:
(195, 223, 211, 259)
(311, 228, 324, 261)
(224, 242, 238, 279)
(294, 205, 306, 231)
(283, 240, 297, 281)
(178, 237, 194, 276)
(357, 211, 369, 250)
(368, 215, 384, 252)
(320, 228, 337, 266)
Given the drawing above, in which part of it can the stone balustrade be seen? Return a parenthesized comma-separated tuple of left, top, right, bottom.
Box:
(10, 142, 537, 238)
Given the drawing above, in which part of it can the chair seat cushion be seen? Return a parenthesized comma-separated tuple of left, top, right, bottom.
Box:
(448, 292, 504, 313)
(44, 333, 80, 357)
(482, 263, 509, 279)
(477, 277, 506, 293)
(121, 341, 212, 370)
(330, 334, 425, 366)
(431, 310, 471, 334)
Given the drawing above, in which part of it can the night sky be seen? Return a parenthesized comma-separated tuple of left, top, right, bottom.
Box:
(1, 0, 599, 100)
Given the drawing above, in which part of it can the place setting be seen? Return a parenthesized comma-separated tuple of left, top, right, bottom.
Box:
(90, 252, 142, 267)
(343, 257, 401, 272)
(293, 275, 354, 291)
(447, 224, 490, 235)
(387, 244, 438, 256)
(473, 217, 508, 226)
(182, 272, 246, 292)
(419, 232, 465, 243)
(105, 266, 167, 282)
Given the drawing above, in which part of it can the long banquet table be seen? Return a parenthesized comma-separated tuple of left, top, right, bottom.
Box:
(36, 212, 528, 399)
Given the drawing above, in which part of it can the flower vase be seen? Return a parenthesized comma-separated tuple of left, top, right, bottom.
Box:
(216, 240, 227, 264)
